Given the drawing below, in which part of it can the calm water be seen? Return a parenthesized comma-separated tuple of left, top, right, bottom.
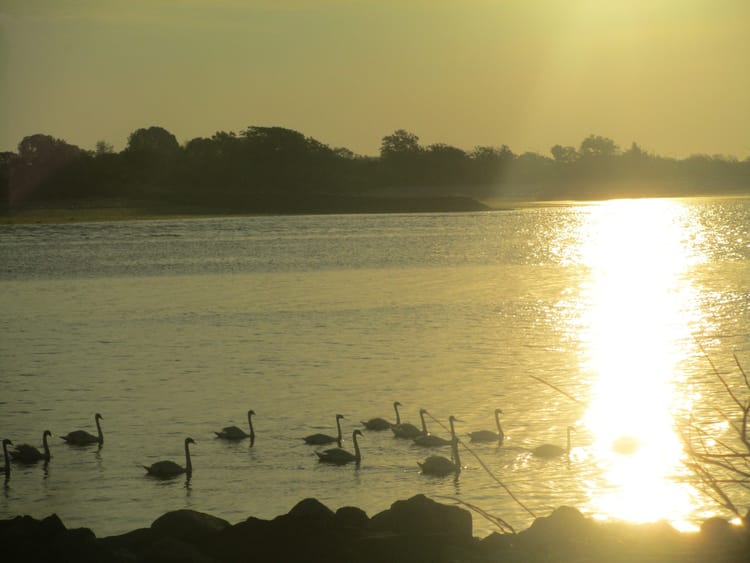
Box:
(1, 197, 749, 538)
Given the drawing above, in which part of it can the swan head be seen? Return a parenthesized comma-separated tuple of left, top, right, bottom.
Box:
(419, 408, 428, 415)
(336, 414, 345, 420)
(394, 401, 402, 407)
(95, 413, 103, 421)
(248, 410, 256, 417)
(43, 430, 52, 438)
(352, 429, 363, 439)
(185, 437, 196, 446)
(2, 439, 12, 448)
(494, 408, 503, 415)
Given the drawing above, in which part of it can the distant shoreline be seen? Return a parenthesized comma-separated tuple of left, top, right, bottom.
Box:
(0, 195, 493, 225)
(2, 193, 747, 226)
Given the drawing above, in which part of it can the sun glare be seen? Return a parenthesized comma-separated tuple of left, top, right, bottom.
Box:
(576, 199, 703, 527)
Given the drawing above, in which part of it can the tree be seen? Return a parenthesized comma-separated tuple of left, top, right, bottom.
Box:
(550, 144, 579, 164)
(95, 140, 115, 156)
(380, 129, 421, 159)
(579, 135, 619, 158)
(9, 134, 85, 206)
(423, 143, 470, 187)
(126, 126, 180, 156)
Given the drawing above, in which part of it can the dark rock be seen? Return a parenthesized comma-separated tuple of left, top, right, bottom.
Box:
(335, 506, 369, 533)
(143, 536, 218, 563)
(287, 497, 336, 521)
(52, 527, 113, 563)
(477, 531, 514, 559)
(699, 517, 748, 562)
(151, 509, 230, 545)
(101, 527, 159, 561)
(0, 514, 68, 562)
(514, 505, 594, 561)
(39, 513, 67, 538)
(369, 494, 472, 540)
(701, 516, 732, 539)
(354, 533, 480, 563)
(208, 516, 274, 563)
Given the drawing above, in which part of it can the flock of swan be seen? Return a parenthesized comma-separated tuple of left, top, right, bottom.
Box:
(2, 402, 575, 482)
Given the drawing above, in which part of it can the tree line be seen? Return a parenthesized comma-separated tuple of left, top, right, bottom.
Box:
(1, 125, 748, 213)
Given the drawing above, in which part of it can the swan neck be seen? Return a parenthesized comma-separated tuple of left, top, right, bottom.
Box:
(248, 414, 256, 445)
(42, 433, 50, 460)
(185, 441, 193, 475)
(335, 417, 343, 447)
(449, 418, 461, 470)
(353, 433, 361, 462)
(394, 403, 401, 425)
(95, 416, 103, 444)
(419, 411, 427, 433)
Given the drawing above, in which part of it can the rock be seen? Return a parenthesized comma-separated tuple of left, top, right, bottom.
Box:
(335, 506, 369, 533)
(52, 527, 110, 563)
(39, 513, 67, 537)
(514, 506, 594, 561)
(208, 517, 274, 563)
(100, 527, 159, 561)
(143, 536, 218, 563)
(701, 516, 732, 540)
(368, 494, 472, 540)
(286, 497, 336, 522)
(151, 509, 230, 544)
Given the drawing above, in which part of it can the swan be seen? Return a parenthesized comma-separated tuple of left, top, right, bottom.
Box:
(61, 413, 103, 446)
(11, 430, 52, 464)
(392, 407, 427, 439)
(215, 409, 256, 445)
(532, 425, 575, 458)
(361, 401, 401, 431)
(316, 430, 363, 465)
(413, 410, 452, 447)
(467, 408, 505, 444)
(2, 439, 12, 479)
(143, 437, 195, 479)
(304, 414, 345, 447)
(418, 416, 461, 476)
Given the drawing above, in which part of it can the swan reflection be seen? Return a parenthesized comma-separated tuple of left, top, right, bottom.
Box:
(576, 199, 703, 528)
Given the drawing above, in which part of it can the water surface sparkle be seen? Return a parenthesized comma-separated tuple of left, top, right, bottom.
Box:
(575, 199, 706, 529)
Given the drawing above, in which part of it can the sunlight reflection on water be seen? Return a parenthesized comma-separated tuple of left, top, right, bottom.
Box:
(575, 199, 707, 529)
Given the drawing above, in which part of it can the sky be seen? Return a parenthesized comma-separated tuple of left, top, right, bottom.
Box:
(1, 0, 749, 158)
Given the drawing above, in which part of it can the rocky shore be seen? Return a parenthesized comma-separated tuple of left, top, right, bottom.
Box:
(2, 495, 748, 562)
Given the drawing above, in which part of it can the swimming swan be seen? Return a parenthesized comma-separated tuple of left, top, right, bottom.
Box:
(304, 414, 345, 447)
(361, 401, 401, 431)
(143, 437, 195, 479)
(215, 409, 256, 445)
(11, 430, 52, 464)
(418, 416, 461, 476)
(467, 409, 504, 444)
(61, 413, 103, 446)
(413, 410, 452, 447)
(316, 430, 363, 465)
(392, 407, 427, 439)
(532, 426, 575, 458)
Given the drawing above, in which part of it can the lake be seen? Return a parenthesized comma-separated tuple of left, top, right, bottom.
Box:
(1, 196, 749, 538)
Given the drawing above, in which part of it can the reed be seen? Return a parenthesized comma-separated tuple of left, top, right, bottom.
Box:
(681, 345, 750, 518)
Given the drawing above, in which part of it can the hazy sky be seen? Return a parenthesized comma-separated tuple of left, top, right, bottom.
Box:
(1, 0, 749, 157)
